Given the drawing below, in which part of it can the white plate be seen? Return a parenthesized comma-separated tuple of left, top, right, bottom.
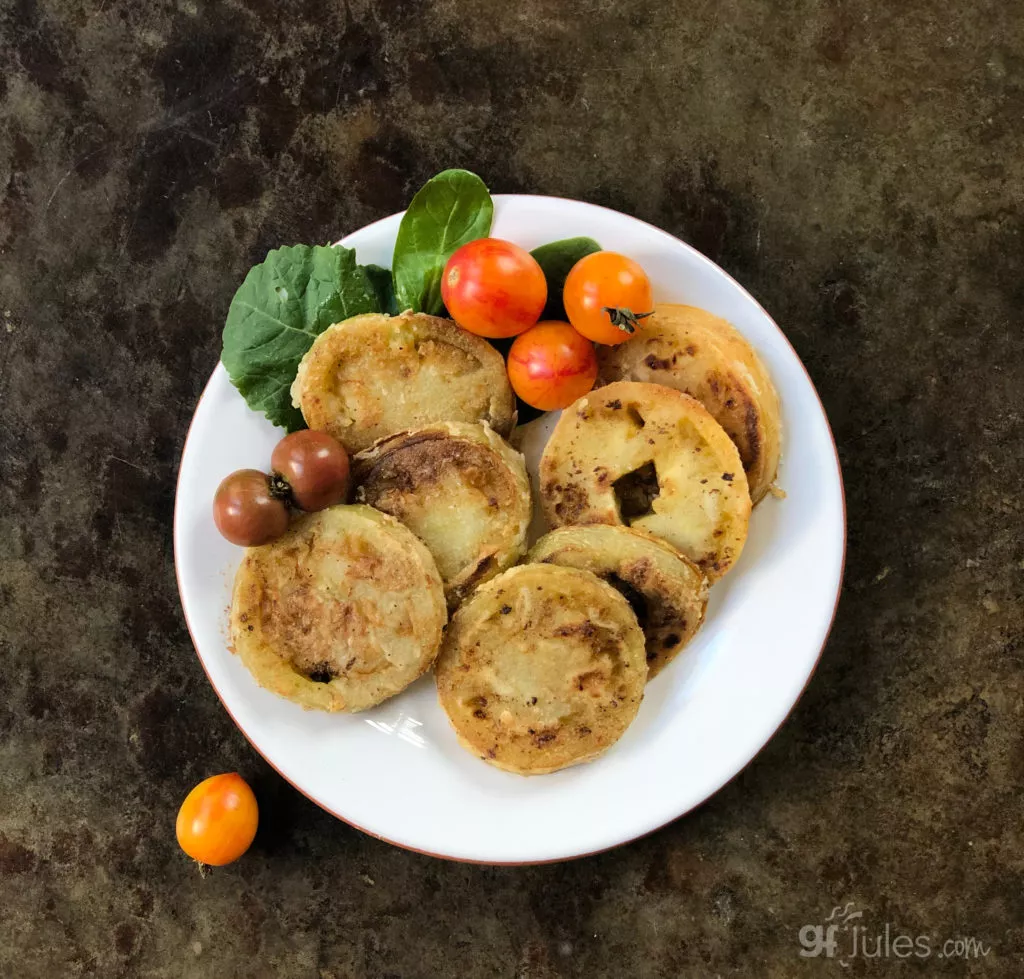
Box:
(174, 196, 845, 864)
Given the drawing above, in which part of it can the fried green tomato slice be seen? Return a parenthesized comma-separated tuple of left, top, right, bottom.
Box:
(539, 381, 751, 580)
(353, 422, 531, 609)
(231, 505, 446, 712)
(435, 563, 647, 775)
(291, 311, 516, 453)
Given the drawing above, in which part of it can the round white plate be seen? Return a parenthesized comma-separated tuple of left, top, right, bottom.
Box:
(174, 196, 845, 864)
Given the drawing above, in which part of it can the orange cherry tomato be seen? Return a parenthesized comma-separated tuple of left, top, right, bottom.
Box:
(563, 251, 654, 345)
(176, 773, 258, 867)
(506, 321, 598, 411)
(441, 238, 547, 338)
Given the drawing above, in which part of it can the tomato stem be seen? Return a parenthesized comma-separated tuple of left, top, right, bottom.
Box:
(602, 307, 654, 334)
(268, 471, 293, 505)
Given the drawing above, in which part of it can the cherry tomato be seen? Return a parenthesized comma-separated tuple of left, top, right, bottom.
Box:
(506, 321, 598, 411)
(441, 238, 547, 338)
(563, 251, 654, 345)
(213, 469, 289, 546)
(271, 430, 350, 511)
(176, 773, 258, 867)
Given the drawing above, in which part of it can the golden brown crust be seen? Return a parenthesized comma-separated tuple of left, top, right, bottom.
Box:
(528, 525, 708, 678)
(597, 304, 782, 503)
(292, 311, 516, 453)
(539, 381, 751, 580)
(230, 505, 446, 712)
(435, 564, 647, 775)
(353, 422, 532, 608)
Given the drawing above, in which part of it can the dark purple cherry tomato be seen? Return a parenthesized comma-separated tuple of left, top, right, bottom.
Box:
(213, 469, 290, 546)
(270, 430, 350, 512)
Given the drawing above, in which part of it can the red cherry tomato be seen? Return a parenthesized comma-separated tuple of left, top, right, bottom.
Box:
(563, 251, 654, 345)
(271, 430, 350, 511)
(176, 773, 258, 867)
(213, 469, 290, 546)
(441, 238, 547, 338)
(506, 321, 598, 411)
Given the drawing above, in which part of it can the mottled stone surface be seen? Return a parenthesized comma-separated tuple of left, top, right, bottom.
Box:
(1, 0, 1022, 975)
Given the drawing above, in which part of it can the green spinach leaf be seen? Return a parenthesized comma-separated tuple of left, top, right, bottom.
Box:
(392, 169, 493, 315)
(221, 244, 378, 431)
(531, 236, 602, 321)
(363, 263, 400, 316)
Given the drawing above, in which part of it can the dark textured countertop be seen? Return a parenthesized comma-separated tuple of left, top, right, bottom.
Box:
(2, 1, 1022, 976)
